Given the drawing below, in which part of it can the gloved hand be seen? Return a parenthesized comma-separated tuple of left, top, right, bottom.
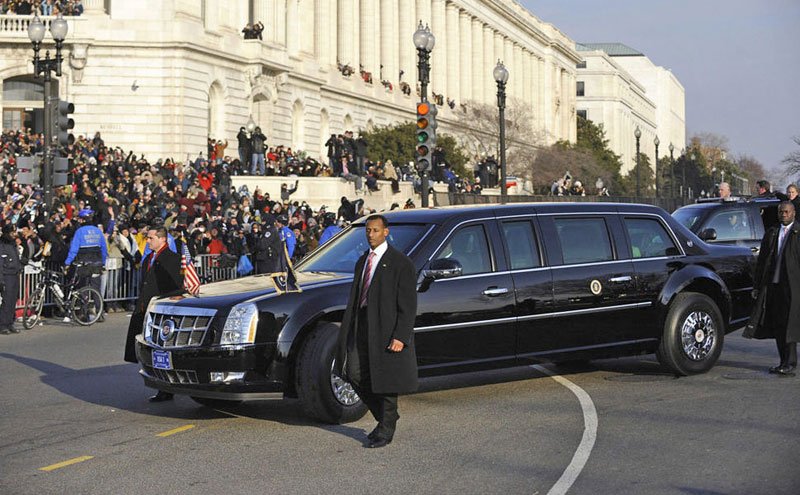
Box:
(751, 289, 759, 300)
(0, 283, 5, 295)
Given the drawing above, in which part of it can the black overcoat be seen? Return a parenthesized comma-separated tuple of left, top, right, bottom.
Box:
(334, 245, 418, 394)
(743, 220, 800, 343)
(124, 248, 185, 363)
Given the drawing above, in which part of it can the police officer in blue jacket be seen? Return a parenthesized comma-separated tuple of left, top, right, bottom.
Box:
(276, 215, 296, 258)
(65, 209, 107, 307)
(318, 213, 342, 246)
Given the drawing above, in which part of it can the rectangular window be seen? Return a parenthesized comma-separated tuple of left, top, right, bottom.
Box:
(576, 61, 587, 69)
(554, 218, 613, 264)
(501, 221, 541, 270)
(624, 218, 679, 258)
(576, 81, 585, 97)
(577, 109, 588, 120)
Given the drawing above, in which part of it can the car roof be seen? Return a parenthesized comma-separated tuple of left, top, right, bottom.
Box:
(359, 202, 668, 225)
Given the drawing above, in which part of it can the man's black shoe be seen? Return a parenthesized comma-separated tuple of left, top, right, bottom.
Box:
(768, 365, 783, 374)
(149, 391, 174, 402)
(367, 436, 392, 449)
(367, 427, 381, 441)
(0, 328, 11, 335)
(776, 365, 796, 376)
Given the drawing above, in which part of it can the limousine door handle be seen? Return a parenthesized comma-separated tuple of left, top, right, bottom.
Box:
(751, 246, 760, 254)
(482, 287, 509, 297)
(608, 276, 632, 283)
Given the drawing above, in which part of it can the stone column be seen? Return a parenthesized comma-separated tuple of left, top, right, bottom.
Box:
(381, 0, 399, 84)
(483, 25, 495, 104)
(416, 0, 431, 25)
(524, 51, 534, 122)
(327, 0, 338, 66)
(286, 0, 300, 56)
(337, 0, 356, 68)
(470, 17, 483, 104)
(513, 44, 523, 101)
(445, 2, 460, 102)
(459, 10, 472, 103)
(398, 0, 415, 85)
(430, 0, 446, 98)
(504, 37, 514, 98)
(360, 0, 377, 75)
(275, 0, 287, 47)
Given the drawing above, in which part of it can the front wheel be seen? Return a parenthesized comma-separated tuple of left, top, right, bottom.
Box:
(657, 292, 724, 376)
(70, 287, 104, 326)
(295, 322, 368, 424)
(22, 286, 46, 329)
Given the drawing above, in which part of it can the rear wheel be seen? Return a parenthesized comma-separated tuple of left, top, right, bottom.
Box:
(70, 287, 104, 326)
(295, 322, 367, 424)
(657, 292, 724, 376)
(22, 286, 45, 329)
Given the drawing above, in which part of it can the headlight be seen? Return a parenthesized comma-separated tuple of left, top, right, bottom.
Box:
(221, 303, 258, 345)
(143, 299, 158, 341)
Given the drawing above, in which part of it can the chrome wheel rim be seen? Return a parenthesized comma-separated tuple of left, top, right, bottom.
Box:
(329, 361, 360, 406)
(680, 310, 716, 361)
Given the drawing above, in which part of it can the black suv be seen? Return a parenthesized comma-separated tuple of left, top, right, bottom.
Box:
(672, 197, 781, 255)
(135, 203, 755, 423)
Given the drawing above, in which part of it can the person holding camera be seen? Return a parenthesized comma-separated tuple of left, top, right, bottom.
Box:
(0, 224, 22, 335)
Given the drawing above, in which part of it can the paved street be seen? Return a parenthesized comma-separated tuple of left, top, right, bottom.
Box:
(1, 314, 798, 495)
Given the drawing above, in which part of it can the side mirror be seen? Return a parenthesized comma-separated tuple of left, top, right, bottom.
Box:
(698, 228, 717, 241)
(422, 258, 463, 280)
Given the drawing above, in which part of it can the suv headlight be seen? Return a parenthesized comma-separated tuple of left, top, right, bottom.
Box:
(221, 303, 259, 345)
(143, 299, 158, 341)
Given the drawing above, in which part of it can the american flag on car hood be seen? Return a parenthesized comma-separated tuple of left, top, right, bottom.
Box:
(181, 243, 201, 296)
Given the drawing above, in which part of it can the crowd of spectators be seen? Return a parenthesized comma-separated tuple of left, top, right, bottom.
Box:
(1, 0, 84, 15)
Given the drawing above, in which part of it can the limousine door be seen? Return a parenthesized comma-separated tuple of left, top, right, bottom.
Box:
(414, 221, 517, 372)
(525, 215, 640, 356)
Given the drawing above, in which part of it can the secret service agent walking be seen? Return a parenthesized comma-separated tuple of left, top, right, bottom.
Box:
(0, 224, 22, 334)
(123, 227, 185, 401)
(744, 201, 800, 376)
(334, 214, 418, 448)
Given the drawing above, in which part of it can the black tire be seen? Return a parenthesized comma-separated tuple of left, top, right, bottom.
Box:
(656, 292, 724, 376)
(190, 397, 243, 408)
(295, 322, 368, 424)
(70, 287, 104, 326)
(23, 286, 45, 329)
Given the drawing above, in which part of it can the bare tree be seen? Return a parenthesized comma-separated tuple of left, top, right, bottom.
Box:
(733, 154, 767, 195)
(459, 98, 547, 180)
(781, 136, 800, 180)
(690, 132, 730, 169)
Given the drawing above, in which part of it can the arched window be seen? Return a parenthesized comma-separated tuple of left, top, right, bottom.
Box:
(343, 114, 353, 133)
(253, 92, 271, 135)
(292, 99, 305, 151)
(208, 82, 224, 140)
(320, 108, 330, 157)
(2, 76, 44, 132)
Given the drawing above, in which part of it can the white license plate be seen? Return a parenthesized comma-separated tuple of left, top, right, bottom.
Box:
(152, 350, 172, 370)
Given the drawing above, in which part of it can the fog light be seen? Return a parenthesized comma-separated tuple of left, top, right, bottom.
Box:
(209, 372, 246, 384)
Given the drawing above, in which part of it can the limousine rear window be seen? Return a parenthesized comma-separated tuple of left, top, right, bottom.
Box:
(297, 224, 429, 274)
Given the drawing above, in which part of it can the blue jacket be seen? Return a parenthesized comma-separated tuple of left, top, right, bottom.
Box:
(319, 225, 342, 246)
(66, 225, 108, 265)
(280, 226, 296, 258)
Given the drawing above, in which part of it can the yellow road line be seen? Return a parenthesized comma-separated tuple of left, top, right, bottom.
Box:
(39, 455, 94, 472)
(156, 424, 195, 437)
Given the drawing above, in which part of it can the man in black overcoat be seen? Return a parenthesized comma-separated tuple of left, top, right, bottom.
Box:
(123, 227, 185, 400)
(334, 215, 418, 448)
(744, 201, 800, 376)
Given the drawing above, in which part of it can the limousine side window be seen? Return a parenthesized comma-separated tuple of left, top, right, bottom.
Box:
(434, 224, 492, 275)
(624, 218, 679, 258)
(553, 218, 613, 264)
(501, 221, 541, 269)
(705, 209, 753, 241)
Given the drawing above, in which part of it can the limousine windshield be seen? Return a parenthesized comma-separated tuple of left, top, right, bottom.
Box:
(297, 224, 429, 274)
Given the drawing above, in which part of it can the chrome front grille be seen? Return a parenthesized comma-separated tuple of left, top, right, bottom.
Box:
(146, 305, 216, 349)
(144, 364, 200, 384)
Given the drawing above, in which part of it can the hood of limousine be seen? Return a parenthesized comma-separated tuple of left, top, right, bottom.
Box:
(151, 270, 353, 310)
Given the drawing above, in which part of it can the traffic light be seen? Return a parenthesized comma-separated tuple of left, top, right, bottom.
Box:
(16, 155, 41, 185)
(55, 99, 75, 149)
(415, 101, 437, 173)
(53, 156, 70, 186)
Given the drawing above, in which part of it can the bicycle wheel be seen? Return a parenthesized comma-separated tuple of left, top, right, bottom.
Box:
(70, 287, 104, 326)
(23, 285, 46, 329)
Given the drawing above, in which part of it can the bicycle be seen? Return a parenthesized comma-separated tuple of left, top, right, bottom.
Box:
(22, 262, 104, 329)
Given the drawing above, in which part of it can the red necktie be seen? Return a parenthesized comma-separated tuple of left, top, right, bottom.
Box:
(359, 252, 375, 307)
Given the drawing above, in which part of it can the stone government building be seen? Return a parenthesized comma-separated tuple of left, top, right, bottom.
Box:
(0, 0, 682, 176)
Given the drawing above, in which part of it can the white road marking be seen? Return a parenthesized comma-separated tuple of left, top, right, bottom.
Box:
(532, 365, 598, 495)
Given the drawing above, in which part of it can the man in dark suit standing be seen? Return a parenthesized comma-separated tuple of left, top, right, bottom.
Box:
(335, 215, 418, 448)
(123, 227, 185, 400)
(745, 201, 800, 376)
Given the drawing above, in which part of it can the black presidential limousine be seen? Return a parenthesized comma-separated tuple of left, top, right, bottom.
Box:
(135, 203, 755, 423)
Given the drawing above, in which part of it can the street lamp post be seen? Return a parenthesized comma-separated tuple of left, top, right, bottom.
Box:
(413, 21, 435, 207)
(668, 143, 675, 198)
(681, 148, 687, 198)
(634, 126, 642, 198)
(28, 13, 69, 217)
(654, 136, 660, 198)
(494, 60, 509, 204)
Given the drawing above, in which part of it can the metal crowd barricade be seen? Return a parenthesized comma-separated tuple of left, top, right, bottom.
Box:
(14, 254, 241, 310)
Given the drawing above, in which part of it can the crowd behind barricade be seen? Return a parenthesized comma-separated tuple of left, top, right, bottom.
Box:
(0, 127, 438, 315)
(1, 0, 84, 15)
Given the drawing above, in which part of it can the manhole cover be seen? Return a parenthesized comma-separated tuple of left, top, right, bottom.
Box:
(605, 374, 678, 383)
(722, 370, 780, 380)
